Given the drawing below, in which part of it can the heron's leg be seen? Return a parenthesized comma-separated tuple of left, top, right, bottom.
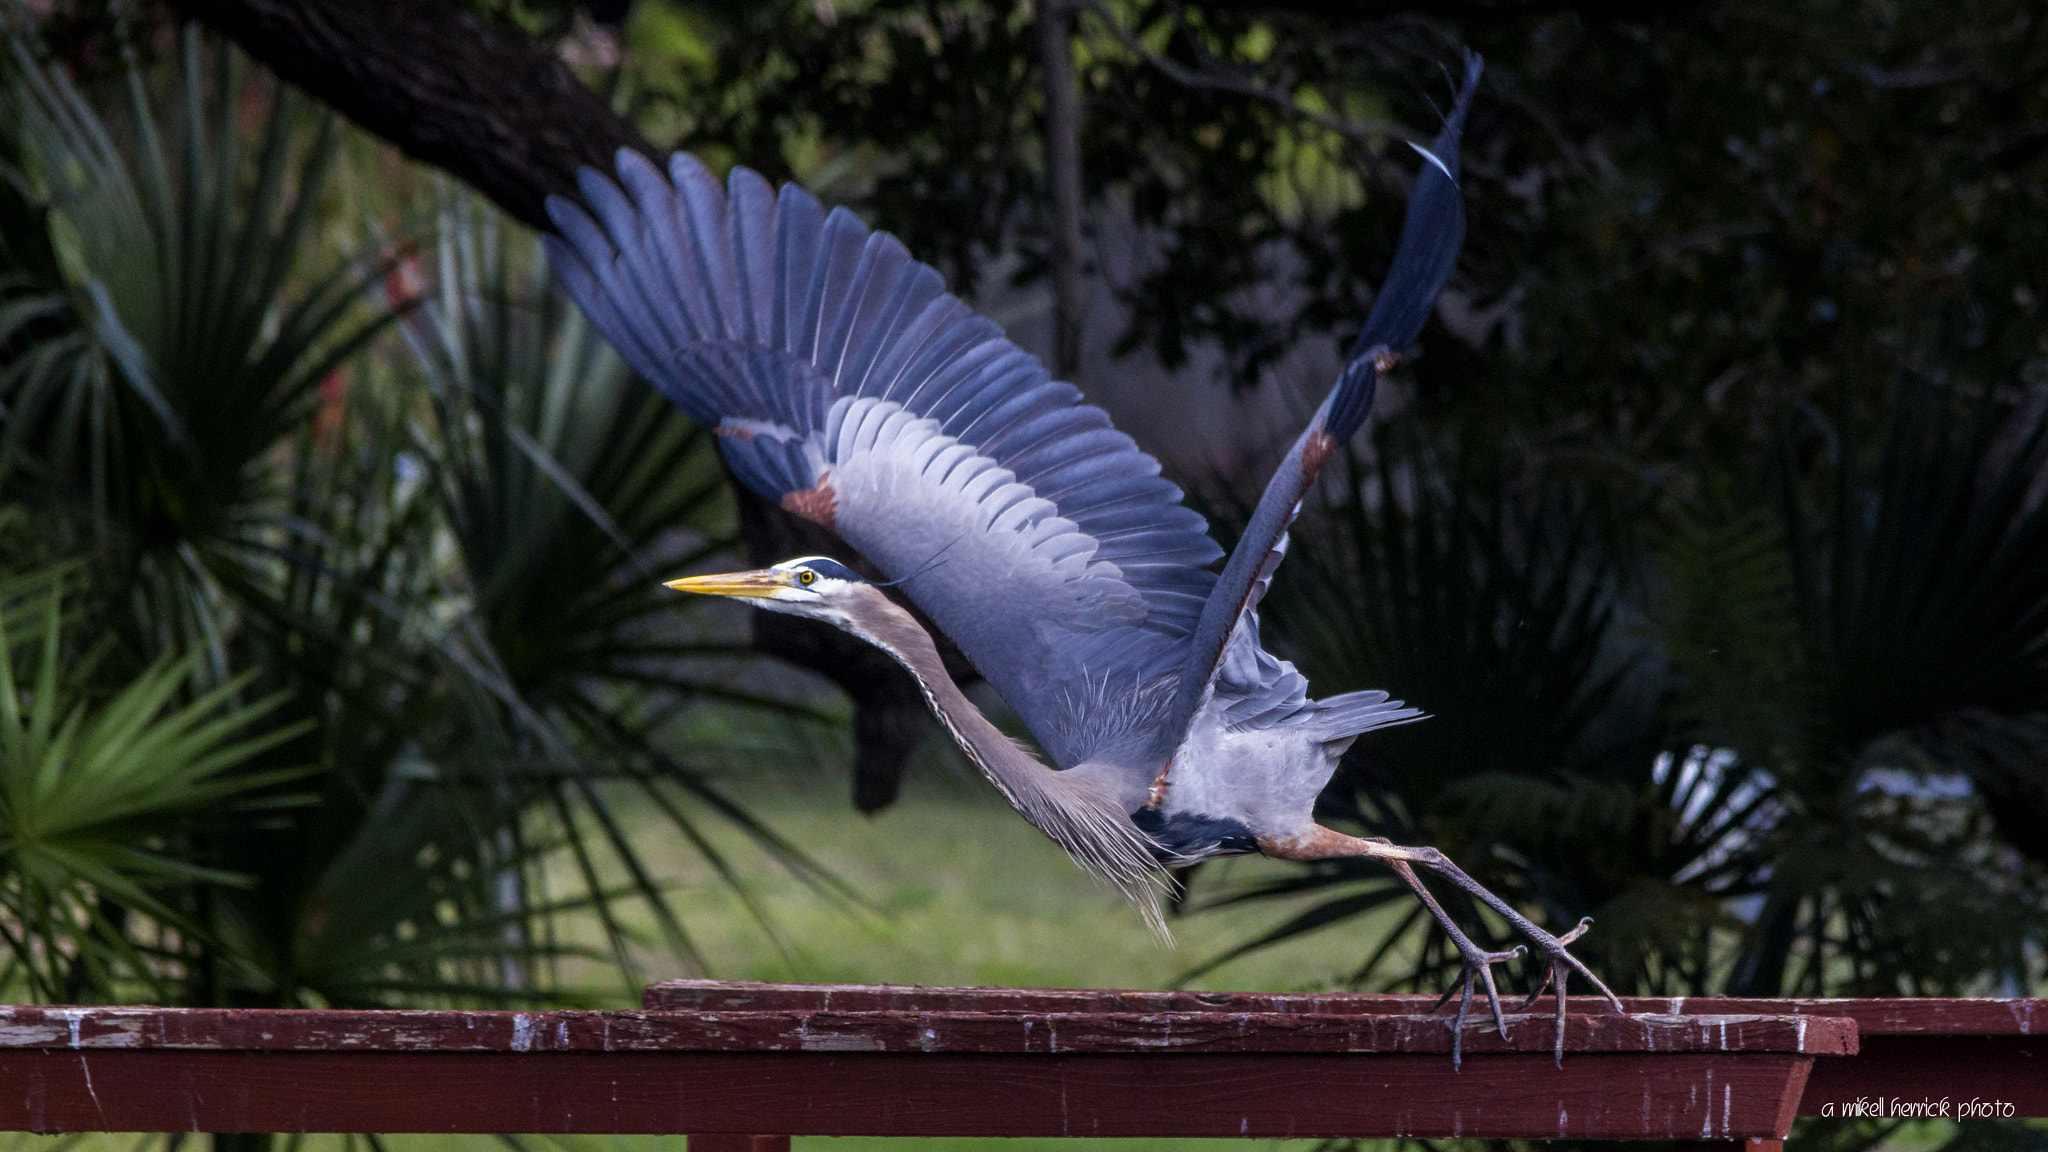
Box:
(1262, 825, 1622, 1066)
(1377, 852, 1524, 1069)
(1261, 829, 1522, 1068)
(1401, 842, 1623, 1064)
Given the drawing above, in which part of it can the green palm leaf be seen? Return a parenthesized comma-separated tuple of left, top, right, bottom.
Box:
(0, 567, 305, 1002)
(1, 24, 398, 668)
(397, 189, 853, 985)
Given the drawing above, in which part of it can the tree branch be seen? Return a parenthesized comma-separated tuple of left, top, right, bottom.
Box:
(166, 0, 654, 232)
(1080, 0, 1418, 157)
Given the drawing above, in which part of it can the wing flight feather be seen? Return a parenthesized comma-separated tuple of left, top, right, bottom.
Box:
(545, 154, 1224, 766)
(1170, 52, 1481, 742)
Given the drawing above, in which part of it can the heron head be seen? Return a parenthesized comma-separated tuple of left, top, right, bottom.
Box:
(663, 555, 875, 624)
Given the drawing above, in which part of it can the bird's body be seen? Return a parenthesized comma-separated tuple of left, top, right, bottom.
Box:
(546, 53, 1620, 1061)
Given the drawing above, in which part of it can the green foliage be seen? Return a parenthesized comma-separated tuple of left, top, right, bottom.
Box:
(1723, 384, 2048, 996)
(2, 22, 397, 680)
(0, 566, 304, 1001)
(612, 0, 1453, 383)
(394, 188, 847, 985)
(0, 23, 842, 1017)
(1183, 389, 2048, 1009)
(1657, 497, 1808, 762)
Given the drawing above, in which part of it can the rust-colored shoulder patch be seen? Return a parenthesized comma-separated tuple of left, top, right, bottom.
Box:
(781, 472, 838, 530)
(1146, 763, 1172, 807)
(1301, 428, 1341, 478)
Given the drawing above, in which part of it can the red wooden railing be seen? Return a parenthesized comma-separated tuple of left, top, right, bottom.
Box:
(0, 981, 2037, 1147)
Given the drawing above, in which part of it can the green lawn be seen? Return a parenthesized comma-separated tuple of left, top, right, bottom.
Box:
(594, 749, 1413, 997)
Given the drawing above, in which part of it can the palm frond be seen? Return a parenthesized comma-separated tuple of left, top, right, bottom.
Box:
(1, 24, 398, 670)
(0, 567, 305, 1002)
(395, 188, 854, 979)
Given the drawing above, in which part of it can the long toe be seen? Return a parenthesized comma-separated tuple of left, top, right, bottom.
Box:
(1505, 918, 1624, 1064)
(1431, 942, 1525, 1069)
(1542, 922, 1624, 1014)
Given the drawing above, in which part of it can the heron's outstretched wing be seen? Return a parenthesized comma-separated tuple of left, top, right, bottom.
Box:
(1169, 53, 1481, 741)
(544, 154, 1223, 767)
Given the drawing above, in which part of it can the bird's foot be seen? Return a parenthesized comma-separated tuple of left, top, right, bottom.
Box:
(1395, 845, 1624, 1064)
(1428, 939, 1526, 1070)
(1511, 915, 1625, 1065)
(1265, 828, 1625, 1068)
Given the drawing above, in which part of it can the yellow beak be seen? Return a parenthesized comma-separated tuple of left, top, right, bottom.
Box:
(662, 570, 792, 599)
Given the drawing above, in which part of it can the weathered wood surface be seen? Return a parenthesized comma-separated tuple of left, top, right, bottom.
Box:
(0, 1005, 1853, 1057)
(0, 997, 1837, 1137)
(648, 981, 2048, 1118)
(30, 983, 2048, 1137)
(4, 984, 2030, 1137)
(0, 1049, 1814, 1138)
(645, 979, 2048, 1034)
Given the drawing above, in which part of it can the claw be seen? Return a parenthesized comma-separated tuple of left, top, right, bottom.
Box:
(1429, 942, 1524, 1070)
(1344, 840, 1619, 1067)
(1503, 917, 1624, 1065)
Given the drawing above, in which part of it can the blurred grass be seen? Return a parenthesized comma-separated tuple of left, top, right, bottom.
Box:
(579, 738, 1413, 996)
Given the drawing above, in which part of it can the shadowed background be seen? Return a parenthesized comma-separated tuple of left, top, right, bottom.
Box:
(2, 1, 2047, 1151)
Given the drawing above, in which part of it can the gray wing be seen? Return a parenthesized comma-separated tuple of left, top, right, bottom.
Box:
(1170, 53, 1480, 741)
(544, 152, 1223, 767)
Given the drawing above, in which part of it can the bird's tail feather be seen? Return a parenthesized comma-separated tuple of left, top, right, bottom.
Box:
(1309, 689, 1426, 744)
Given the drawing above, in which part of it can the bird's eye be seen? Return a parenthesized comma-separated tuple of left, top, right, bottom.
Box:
(798, 570, 815, 585)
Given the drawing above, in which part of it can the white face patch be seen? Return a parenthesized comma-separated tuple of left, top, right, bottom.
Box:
(760, 558, 864, 606)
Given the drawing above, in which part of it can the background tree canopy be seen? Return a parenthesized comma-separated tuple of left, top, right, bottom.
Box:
(3, 1, 2048, 1150)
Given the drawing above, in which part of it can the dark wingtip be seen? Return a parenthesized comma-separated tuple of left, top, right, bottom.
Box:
(1346, 51, 1481, 364)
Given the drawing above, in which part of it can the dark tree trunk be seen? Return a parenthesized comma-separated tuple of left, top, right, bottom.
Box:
(168, 0, 652, 232)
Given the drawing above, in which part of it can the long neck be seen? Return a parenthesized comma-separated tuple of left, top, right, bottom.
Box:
(847, 593, 1033, 807)
(843, 588, 1167, 931)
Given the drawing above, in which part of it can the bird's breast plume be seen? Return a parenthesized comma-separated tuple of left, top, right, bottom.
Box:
(1027, 761, 1176, 943)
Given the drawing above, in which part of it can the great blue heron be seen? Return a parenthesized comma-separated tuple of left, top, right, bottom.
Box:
(545, 54, 1620, 1063)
